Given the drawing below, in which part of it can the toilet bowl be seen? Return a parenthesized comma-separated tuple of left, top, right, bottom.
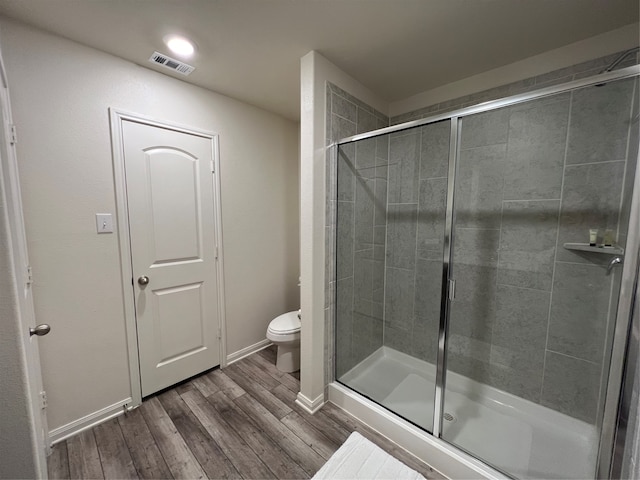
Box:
(266, 310, 301, 373)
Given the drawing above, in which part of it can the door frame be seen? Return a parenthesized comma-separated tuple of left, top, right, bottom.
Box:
(109, 109, 227, 406)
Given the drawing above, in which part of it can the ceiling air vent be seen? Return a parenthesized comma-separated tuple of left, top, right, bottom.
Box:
(148, 51, 195, 76)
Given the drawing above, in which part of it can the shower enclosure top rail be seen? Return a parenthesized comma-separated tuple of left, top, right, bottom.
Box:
(332, 64, 640, 147)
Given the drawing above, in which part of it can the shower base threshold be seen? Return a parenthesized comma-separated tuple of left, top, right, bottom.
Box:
(338, 346, 597, 480)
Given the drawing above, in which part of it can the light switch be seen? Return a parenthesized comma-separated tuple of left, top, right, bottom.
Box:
(96, 213, 114, 234)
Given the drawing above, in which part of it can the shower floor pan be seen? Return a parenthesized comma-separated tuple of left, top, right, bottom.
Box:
(339, 346, 597, 480)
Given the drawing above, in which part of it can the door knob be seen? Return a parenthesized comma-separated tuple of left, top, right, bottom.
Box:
(138, 276, 150, 286)
(29, 324, 51, 336)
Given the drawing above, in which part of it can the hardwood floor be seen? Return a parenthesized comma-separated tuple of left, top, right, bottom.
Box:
(47, 346, 444, 479)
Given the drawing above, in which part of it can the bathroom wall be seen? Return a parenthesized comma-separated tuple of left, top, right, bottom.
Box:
(328, 83, 389, 378)
(0, 17, 299, 432)
(382, 61, 638, 423)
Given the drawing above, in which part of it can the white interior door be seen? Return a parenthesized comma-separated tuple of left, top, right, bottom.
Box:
(0, 54, 49, 473)
(122, 119, 220, 397)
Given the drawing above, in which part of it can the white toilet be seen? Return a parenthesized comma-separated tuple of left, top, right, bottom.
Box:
(266, 310, 301, 373)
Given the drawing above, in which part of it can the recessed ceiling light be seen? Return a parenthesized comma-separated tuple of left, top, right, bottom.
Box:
(164, 35, 195, 58)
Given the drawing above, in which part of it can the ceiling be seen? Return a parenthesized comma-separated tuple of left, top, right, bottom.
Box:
(0, 0, 637, 121)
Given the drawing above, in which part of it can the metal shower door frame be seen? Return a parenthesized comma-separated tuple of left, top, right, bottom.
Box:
(333, 64, 640, 479)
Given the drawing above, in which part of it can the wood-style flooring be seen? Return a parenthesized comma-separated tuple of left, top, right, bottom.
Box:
(47, 346, 443, 479)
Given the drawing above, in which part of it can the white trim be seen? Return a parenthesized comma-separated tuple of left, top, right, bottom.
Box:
(108, 108, 227, 406)
(211, 135, 228, 368)
(49, 398, 131, 445)
(109, 108, 143, 407)
(295, 391, 325, 414)
(328, 383, 506, 480)
(226, 339, 272, 366)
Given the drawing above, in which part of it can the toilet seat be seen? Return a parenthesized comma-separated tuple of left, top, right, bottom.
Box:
(267, 311, 301, 342)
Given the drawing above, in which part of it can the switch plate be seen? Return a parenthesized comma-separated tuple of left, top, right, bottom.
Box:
(96, 213, 113, 234)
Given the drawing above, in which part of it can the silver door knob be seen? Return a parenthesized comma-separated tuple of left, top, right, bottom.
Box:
(29, 324, 51, 336)
(138, 276, 150, 285)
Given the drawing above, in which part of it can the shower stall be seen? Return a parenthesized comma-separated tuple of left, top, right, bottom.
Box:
(331, 65, 640, 479)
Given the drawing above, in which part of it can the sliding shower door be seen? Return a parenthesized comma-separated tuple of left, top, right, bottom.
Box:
(442, 77, 638, 479)
(335, 120, 452, 434)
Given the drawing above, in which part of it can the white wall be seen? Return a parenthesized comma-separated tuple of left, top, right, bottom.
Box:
(298, 51, 387, 411)
(0, 17, 299, 433)
(390, 23, 640, 116)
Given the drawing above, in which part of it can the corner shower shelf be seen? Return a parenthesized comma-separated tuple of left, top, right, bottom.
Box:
(563, 243, 624, 256)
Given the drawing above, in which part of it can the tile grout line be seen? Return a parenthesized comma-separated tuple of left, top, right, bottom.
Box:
(545, 348, 602, 366)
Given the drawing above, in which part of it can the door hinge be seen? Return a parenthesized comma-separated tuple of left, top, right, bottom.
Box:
(40, 390, 47, 410)
(215, 246, 219, 260)
(217, 327, 222, 340)
(10, 124, 17, 145)
(448, 279, 456, 301)
(210, 160, 215, 173)
(26, 265, 33, 286)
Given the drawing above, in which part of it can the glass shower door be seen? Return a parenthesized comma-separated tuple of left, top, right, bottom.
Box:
(335, 120, 452, 434)
(442, 77, 638, 479)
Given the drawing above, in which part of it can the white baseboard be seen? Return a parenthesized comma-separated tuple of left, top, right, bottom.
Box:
(226, 339, 272, 366)
(296, 391, 325, 414)
(49, 397, 132, 445)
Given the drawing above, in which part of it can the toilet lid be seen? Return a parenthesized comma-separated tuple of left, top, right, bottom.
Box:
(268, 311, 301, 335)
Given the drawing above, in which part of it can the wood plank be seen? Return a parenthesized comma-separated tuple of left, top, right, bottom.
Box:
(224, 364, 292, 419)
(157, 390, 240, 479)
(234, 392, 326, 476)
(234, 357, 281, 390)
(280, 411, 339, 460)
(67, 430, 104, 479)
(207, 368, 245, 399)
(190, 371, 220, 397)
(207, 390, 309, 479)
(174, 383, 195, 396)
(271, 384, 350, 445)
(245, 351, 300, 393)
(257, 345, 277, 364)
(180, 388, 275, 479)
(117, 408, 173, 480)
(321, 402, 443, 479)
(139, 396, 206, 479)
(47, 442, 70, 479)
(93, 418, 139, 479)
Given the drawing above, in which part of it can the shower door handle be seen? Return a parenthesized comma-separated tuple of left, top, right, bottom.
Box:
(448, 279, 456, 300)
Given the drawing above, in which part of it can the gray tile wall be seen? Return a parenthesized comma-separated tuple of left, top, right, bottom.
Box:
(383, 122, 450, 365)
(325, 83, 389, 381)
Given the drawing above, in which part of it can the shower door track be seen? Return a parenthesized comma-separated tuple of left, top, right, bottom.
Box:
(332, 64, 640, 480)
